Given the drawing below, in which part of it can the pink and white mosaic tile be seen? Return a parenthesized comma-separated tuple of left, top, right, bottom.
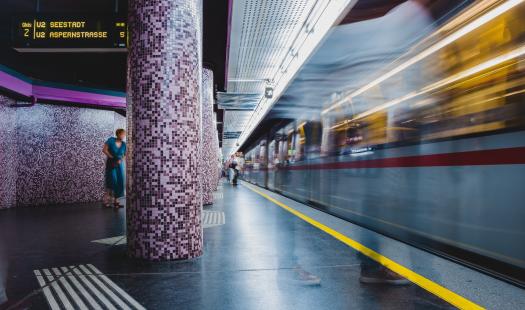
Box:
(201, 68, 216, 205)
(126, 0, 203, 260)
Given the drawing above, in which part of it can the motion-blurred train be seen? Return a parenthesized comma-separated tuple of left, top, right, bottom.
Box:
(240, 0, 525, 286)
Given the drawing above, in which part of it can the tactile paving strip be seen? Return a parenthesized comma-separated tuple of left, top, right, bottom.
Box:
(202, 211, 226, 228)
(34, 264, 145, 310)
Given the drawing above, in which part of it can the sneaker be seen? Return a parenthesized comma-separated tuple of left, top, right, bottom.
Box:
(294, 268, 321, 286)
(359, 267, 410, 285)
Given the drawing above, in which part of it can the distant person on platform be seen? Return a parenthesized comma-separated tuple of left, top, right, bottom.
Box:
(102, 128, 127, 209)
(228, 155, 239, 185)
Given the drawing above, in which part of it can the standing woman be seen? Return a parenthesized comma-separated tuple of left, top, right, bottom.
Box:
(102, 129, 127, 209)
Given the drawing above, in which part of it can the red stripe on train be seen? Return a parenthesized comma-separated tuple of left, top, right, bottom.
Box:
(284, 146, 525, 170)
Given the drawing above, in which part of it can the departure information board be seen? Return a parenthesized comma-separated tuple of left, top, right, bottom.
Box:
(12, 16, 127, 51)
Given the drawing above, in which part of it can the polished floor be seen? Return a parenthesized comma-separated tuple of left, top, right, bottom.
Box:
(0, 181, 515, 309)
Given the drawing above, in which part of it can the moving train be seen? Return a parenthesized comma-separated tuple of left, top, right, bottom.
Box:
(240, 0, 525, 286)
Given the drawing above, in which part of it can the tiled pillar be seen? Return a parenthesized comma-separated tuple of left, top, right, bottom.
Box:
(126, 0, 203, 260)
(201, 68, 215, 205)
(212, 112, 220, 191)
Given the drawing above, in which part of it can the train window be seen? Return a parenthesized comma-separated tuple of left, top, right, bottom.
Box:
(272, 138, 280, 165)
(259, 140, 267, 166)
(253, 145, 260, 170)
(286, 126, 295, 164)
(268, 140, 276, 167)
(245, 152, 252, 166)
(304, 121, 322, 159)
(278, 138, 287, 164)
(322, 2, 525, 152)
(294, 122, 305, 162)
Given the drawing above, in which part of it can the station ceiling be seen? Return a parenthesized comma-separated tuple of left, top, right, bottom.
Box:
(1, 0, 454, 155)
(220, 0, 408, 157)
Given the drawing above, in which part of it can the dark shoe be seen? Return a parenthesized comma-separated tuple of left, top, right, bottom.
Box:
(360, 267, 410, 285)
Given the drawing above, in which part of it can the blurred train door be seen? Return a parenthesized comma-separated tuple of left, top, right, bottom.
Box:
(259, 139, 268, 188)
(303, 121, 323, 205)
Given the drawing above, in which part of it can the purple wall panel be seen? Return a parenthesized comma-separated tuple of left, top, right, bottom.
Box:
(0, 95, 17, 209)
(126, 0, 203, 260)
(201, 68, 215, 205)
(0, 71, 32, 97)
(0, 93, 125, 208)
(32, 85, 126, 108)
(0, 67, 125, 109)
(15, 105, 126, 206)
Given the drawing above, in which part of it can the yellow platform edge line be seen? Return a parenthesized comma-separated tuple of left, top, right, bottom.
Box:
(243, 183, 484, 310)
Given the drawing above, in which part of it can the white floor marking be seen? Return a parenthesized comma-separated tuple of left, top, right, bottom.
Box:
(202, 211, 226, 228)
(52, 268, 88, 310)
(91, 236, 127, 245)
(34, 270, 60, 310)
(35, 264, 145, 309)
(71, 267, 117, 310)
(61, 267, 102, 310)
(78, 265, 131, 310)
(42, 269, 75, 310)
(86, 265, 146, 310)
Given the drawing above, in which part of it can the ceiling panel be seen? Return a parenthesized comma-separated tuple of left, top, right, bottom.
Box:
(223, 0, 319, 157)
(227, 0, 316, 94)
(222, 110, 252, 156)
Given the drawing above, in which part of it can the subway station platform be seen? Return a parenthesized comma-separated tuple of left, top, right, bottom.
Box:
(0, 181, 523, 310)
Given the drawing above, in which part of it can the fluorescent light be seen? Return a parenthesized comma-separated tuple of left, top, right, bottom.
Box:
(231, 0, 358, 156)
(350, 44, 525, 121)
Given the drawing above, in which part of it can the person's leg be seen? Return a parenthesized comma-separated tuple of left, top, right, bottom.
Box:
(103, 164, 115, 207)
(233, 169, 238, 184)
(0, 237, 7, 305)
(108, 168, 121, 208)
(358, 230, 409, 285)
(113, 165, 125, 208)
(103, 190, 113, 207)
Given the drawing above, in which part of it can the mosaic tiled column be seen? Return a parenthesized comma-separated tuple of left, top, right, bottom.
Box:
(126, 0, 203, 260)
(201, 68, 215, 205)
(212, 112, 220, 190)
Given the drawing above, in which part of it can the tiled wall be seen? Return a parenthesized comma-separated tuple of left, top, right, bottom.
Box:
(16, 105, 125, 206)
(201, 68, 216, 205)
(126, 0, 203, 260)
(0, 96, 17, 209)
(0, 94, 125, 208)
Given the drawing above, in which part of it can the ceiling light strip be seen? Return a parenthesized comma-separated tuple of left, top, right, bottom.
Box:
(322, 0, 524, 115)
(341, 44, 525, 124)
(232, 0, 357, 155)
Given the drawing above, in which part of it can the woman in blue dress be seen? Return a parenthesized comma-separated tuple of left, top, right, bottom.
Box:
(102, 128, 127, 209)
